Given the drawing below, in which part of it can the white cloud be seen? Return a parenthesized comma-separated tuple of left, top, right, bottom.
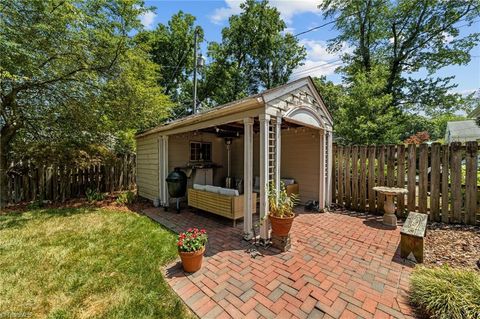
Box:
(271, 0, 321, 23)
(140, 11, 157, 30)
(210, 0, 321, 24)
(210, 0, 243, 24)
(441, 32, 454, 44)
(290, 39, 351, 79)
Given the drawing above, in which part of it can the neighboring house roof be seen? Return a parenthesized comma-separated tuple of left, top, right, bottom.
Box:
(469, 105, 480, 118)
(136, 76, 332, 138)
(445, 120, 480, 143)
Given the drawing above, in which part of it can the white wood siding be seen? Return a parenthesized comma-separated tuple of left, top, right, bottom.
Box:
(136, 133, 159, 200)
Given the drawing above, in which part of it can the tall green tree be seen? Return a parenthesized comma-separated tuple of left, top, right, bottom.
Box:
(317, 0, 479, 143)
(206, 0, 306, 104)
(135, 11, 203, 117)
(0, 0, 170, 206)
(136, 11, 203, 97)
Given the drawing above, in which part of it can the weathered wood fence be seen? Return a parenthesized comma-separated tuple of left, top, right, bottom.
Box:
(332, 142, 479, 225)
(5, 155, 136, 204)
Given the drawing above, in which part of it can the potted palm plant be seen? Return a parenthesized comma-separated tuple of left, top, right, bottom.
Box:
(177, 228, 208, 273)
(268, 182, 299, 236)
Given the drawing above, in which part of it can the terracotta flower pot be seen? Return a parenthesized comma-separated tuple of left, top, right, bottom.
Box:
(269, 214, 295, 237)
(178, 246, 205, 273)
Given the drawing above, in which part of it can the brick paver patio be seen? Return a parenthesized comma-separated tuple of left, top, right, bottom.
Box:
(143, 207, 416, 319)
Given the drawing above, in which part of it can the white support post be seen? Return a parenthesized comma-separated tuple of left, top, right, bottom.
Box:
(243, 117, 254, 239)
(318, 129, 326, 210)
(275, 117, 282, 199)
(162, 135, 169, 207)
(259, 114, 270, 241)
(325, 130, 333, 207)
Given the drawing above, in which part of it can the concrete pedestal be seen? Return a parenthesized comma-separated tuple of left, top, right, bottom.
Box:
(383, 194, 397, 227)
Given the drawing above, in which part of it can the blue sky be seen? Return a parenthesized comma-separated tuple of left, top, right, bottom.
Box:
(141, 0, 480, 95)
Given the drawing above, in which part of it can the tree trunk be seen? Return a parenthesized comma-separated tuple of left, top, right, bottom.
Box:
(0, 124, 17, 208)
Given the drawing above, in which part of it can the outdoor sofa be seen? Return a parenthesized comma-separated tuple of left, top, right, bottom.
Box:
(187, 184, 257, 227)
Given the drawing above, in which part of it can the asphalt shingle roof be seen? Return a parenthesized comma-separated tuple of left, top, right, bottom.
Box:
(445, 120, 480, 142)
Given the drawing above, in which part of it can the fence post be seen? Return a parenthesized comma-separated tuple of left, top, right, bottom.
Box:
(418, 144, 428, 215)
(344, 146, 351, 208)
(407, 144, 416, 213)
(441, 144, 450, 223)
(450, 142, 462, 223)
(368, 145, 376, 213)
(337, 146, 344, 206)
(386, 145, 395, 187)
(377, 146, 385, 212)
(396, 144, 406, 216)
(465, 141, 478, 225)
(110, 164, 115, 193)
(430, 143, 441, 221)
(52, 165, 58, 202)
(351, 146, 359, 210)
(131, 155, 136, 189)
(31, 161, 37, 201)
(21, 161, 29, 201)
(359, 146, 367, 212)
(332, 145, 337, 204)
(123, 154, 128, 189)
(67, 167, 72, 200)
(38, 164, 45, 201)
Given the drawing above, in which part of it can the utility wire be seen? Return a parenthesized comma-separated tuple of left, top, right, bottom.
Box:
(290, 59, 343, 76)
(293, 0, 389, 38)
(293, 2, 478, 38)
(293, 20, 337, 37)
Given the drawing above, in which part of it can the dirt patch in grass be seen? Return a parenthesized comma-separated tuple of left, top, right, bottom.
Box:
(424, 223, 480, 271)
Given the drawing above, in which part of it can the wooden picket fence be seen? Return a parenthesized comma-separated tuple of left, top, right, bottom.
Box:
(332, 141, 479, 225)
(5, 155, 136, 204)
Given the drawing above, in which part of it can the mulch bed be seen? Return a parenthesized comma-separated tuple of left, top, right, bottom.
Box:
(424, 223, 480, 271)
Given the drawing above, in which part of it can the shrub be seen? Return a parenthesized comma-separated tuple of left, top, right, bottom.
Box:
(410, 265, 480, 319)
(116, 191, 136, 205)
(85, 188, 105, 202)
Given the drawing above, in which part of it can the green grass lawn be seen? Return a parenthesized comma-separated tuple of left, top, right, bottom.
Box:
(0, 207, 192, 319)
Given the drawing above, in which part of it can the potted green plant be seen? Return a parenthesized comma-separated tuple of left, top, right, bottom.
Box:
(268, 182, 299, 237)
(177, 228, 208, 273)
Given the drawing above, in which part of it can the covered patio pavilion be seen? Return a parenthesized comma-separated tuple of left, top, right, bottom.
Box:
(136, 76, 333, 241)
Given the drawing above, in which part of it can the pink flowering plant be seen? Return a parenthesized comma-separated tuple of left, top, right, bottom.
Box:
(177, 228, 208, 252)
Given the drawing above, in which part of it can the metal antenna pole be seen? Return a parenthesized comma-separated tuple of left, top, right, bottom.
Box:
(193, 28, 198, 114)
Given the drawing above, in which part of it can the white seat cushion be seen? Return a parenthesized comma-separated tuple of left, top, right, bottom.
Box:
(205, 185, 221, 193)
(219, 188, 239, 196)
(193, 184, 206, 191)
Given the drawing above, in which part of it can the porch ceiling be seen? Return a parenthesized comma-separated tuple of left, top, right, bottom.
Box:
(199, 120, 302, 137)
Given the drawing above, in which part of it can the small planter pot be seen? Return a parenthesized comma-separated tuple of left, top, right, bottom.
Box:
(269, 214, 295, 237)
(178, 246, 205, 273)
